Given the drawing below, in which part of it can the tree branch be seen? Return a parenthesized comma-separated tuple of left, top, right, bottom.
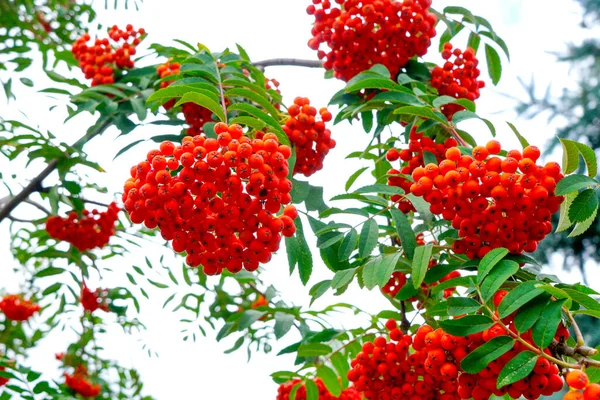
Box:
(0, 117, 113, 223)
(253, 58, 323, 69)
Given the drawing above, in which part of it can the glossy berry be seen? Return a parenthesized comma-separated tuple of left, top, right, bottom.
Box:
(277, 378, 361, 400)
(567, 370, 590, 390)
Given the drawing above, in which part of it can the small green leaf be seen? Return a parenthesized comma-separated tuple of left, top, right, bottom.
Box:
(568, 189, 599, 223)
(174, 92, 225, 122)
(560, 138, 581, 175)
(506, 122, 529, 148)
(394, 105, 448, 125)
(296, 218, 313, 285)
(412, 244, 433, 288)
(461, 336, 515, 374)
(358, 219, 379, 259)
(309, 280, 331, 305)
(557, 192, 577, 233)
(274, 313, 295, 339)
(439, 315, 494, 336)
(363, 252, 402, 290)
(316, 366, 342, 397)
(569, 207, 598, 238)
(514, 294, 551, 333)
(498, 281, 545, 318)
(331, 352, 350, 387)
(305, 379, 319, 400)
(477, 248, 509, 283)
(345, 167, 369, 192)
(390, 208, 417, 260)
(331, 268, 356, 290)
(297, 343, 333, 357)
(531, 299, 567, 348)
(555, 175, 598, 196)
(480, 260, 519, 302)
(485, 44, 502, 85)
(447, 297, 481, 316)
(497, 351, 538, 388)
(575, 142, 598, 177)
(35, 267, 64, 277)
(238, 309, 265, 330)
(338, 228, 358, 261)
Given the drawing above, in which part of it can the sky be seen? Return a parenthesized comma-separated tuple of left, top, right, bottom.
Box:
(0, 0, 598, 399)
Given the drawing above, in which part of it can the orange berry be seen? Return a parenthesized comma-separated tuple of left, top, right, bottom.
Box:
(566, 370, 589, 390)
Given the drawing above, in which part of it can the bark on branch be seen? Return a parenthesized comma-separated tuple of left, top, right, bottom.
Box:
(253, 58, 323, 69)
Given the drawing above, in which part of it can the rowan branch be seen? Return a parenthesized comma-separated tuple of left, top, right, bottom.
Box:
(253, 58, 323, 69)
(0, 117, 113, 223)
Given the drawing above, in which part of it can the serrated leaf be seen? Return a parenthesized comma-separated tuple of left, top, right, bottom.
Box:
(568, 189, 598, 223)
(447, 297, 481, 316)
(363, 252, 402, 290)
(575, 142, 598, 177)
(338, 228, 358, 261)
(345, 167, 369, 192)
(238, 309, 265, 330)
(174, 92, 225, 122)
(316, 366, 341, 397)
(358, 219, 379, 259)
(485, 44, 502, 85)
(309, 280, 331, 305)
(394, 105, 448, 125)
(461, 336, 514, 374)
(497, 351, 537, 388)
(569, 207, 598, 238)
(531, 299, 567, 348)
(555, 174, 598, 196)
(477, 247, 509, 284)
(514, 294, 551, 333)
(274, 313, 295, 339)
(297, 343, 332, 357)
(498, 281, 545, 318)
(331, 352, 350, 387)
(557, 192, 577, 233)
(480, 260, 519, 302)
(412, 244, 433, 288)
(295, 218, 313, 285)
(390, 208, 417, 260)
(560, 137, 581, 175)
(331, 268, 356, 290)
(439, 315, 494, 336)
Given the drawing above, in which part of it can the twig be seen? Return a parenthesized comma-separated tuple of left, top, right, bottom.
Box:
(7, 215, 37, 224)
(23, 199, 51, 215)
(253, 58, 323, 69)
(0, 117, 113, 223)
(215, 62, 228, 125)
(564, 308, 586, 349)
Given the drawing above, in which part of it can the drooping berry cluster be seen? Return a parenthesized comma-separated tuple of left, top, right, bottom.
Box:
(72, 25, 145, 86)
(431, 44, 485, 119)
(64, 365, 101, 398)
(277, 378, 362, 400)
(0, 295, 41, 321)
(408, 141, 564, 258)
(348, 319, 460, 399)
(122, 123, 298, 275)
(382, 234, 460, 299)
(282, 97, 335, 177)
(387, 127, 458, 213)
(307, 0, 437, 81)
(81, 285, 109, 313)
(564, 370, 600, 400)
(45, 203, 120, 252)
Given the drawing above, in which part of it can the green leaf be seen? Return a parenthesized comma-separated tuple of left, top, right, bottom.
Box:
(505, 121, 529, 148)
(467, 32, 481, 52)
(412, 244, 433, 288)
(556, 175, 598, 196)
(531, 299, 567, 348)
(568, 189, 599, 223)
(390, 208, 417, 260)
(480, 260, 519, 302)
(274, 313, 296, 339)
(575, 142, 598, 177)
(174, 92, 225, 122)
(338, 228, 358, 261)
(447, 297, 481, 316)
(560, 137, 581, 175)
(113, 139, 145, 161)
(331, 268, 356, 290)
(305, 379, 319, 400)
(345, 167, 369, 192)
(461, 336, 515, 374)
(309, 280, 331, 305)
(297, 343, 333, 357)
(557, 192, 577, 233)
(317, 232, 345, 249)
(363, 252, 402, 290)
(130, 97, 148, 121)
(271, 371, 300, 384)
(316, 366, 342, 397)
(498, 281, 545, 318)
(238, 309, 265, 330)
(394, 105, 448, 125)
(439, 315, 494, 336)
(147, 279, 169, 289)
(569, 207, 598, 238)
(497, 351, 538, 388)
(354, 184, 404, 195)
(514, 294, 551, 333)
(485, 44, 502, 85)
(562, 289, 600, 311)
(228, 103, 289, 145)
(35, 266, 64, 277)
(331, 352, 350, 388)
(358, 219, 379, 259)
(42, 283, 61, 296)
(453, 111, 496, 137)
(296, 218, 313, 285)
(345, 77, 402, 93)
(225, 87, 280, 119)
(20, 77, 33, 87)
(477, 247, 509, 283)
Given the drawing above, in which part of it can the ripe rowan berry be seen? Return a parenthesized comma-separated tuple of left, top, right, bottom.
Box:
(567, 370, 590, 390)
(64, 365, 101, 398)
(0, 295, 40, 321)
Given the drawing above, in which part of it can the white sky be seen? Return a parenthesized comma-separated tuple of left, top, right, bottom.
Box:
(1, 0, 598, 399)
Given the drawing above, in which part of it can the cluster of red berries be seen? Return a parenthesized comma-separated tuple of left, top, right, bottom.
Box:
(431, 43, 485, 119)
(81, 285, 109, 313)
(387, 128, 458, 213)
(72, 25, 145, 86)
(307, 0, 437, 81)
(277, 378, 362, 400)
(45, 203, 120, 252)
(64, 365, 101, 398)
(564, 370, 600, 400)
(348, 319, 461, 399)
(0, 294, 41, 322)
(122, 123, 298, 274)
(282, 97, 335, 176)
(382, 234, 460, 299)
(406, 141, 564, 259)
